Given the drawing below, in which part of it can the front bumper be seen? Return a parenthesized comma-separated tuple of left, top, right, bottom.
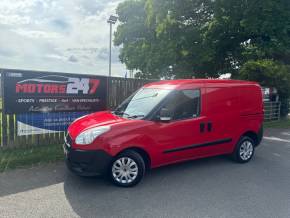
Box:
(63, 142, 113, 177)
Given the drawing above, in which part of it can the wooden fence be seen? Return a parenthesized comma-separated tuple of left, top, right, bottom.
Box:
(0, 75, 284, 148)
(108, 77, 151, 109)
(0, 77, 151, 148)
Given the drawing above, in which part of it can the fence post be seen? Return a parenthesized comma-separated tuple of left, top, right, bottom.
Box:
(270, 102, 273, 121)
(278, 102, 281, 120)
(0, 70, 7, 147)
(2, 114, 7, 146)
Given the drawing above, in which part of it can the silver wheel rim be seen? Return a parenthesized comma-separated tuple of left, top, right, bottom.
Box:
(112, 157, 138, 184)
(239, 140, 254, 161)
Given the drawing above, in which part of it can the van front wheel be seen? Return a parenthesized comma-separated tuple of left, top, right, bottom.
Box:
(232, 136, 255, 163)
(109, 150, 145, 187)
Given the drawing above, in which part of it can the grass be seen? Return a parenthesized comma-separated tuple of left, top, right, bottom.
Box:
(264, 118, 290, 129)
(0, 144, 64, 173)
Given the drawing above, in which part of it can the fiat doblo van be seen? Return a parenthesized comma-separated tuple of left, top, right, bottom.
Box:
(64, 79, 263, 187)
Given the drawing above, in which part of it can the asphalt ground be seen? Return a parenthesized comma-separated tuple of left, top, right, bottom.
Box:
(0, 128, 290, 218)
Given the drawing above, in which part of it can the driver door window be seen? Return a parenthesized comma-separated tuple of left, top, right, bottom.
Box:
(162, 89, 200, 121)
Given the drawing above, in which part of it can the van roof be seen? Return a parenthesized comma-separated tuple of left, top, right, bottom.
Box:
(144, 79, 258, 89)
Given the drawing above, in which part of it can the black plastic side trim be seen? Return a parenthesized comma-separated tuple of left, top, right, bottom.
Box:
(207, 122, 212, 132)
(240, 113, 264, 117)
(200, 123, 205, 133)
(163, 138, 232, 154)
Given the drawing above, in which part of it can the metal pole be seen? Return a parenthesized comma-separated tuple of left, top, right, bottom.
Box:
(109, 23, 112, 77)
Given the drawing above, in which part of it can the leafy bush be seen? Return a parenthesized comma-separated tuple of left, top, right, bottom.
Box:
(239, 59, 290, 117)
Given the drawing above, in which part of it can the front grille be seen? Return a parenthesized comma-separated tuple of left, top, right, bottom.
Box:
(65, 132, 72, 147)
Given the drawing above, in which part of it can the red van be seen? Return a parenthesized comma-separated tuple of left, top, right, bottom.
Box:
(64, 79, 263, 187)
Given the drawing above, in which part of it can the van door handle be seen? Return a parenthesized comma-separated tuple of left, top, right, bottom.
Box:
(207, 122, 212, 132)
(200, 123, 205, 133)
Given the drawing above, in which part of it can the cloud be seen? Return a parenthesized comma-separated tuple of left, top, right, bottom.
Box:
(0, 48, 15, 57)
(68, 55, 78, 63)
(12, 29, 63, 39)
(0, 0, 126, 77)
(0, 14, 31, 25)
(97, 47, 120, 63)
(50, 19, 71, 31)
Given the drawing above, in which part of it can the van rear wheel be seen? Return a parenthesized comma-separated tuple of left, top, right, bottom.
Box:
(109, 150, 145, 187)
(232, 136, 255, 163)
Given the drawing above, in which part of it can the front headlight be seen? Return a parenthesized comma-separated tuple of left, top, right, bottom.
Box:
(75, 126, 110, 145)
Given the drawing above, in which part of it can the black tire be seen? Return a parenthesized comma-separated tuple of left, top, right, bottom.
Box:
(231, 136, 255, 163)
(109, 150, 145, 187)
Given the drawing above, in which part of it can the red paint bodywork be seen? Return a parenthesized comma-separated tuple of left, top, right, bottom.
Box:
(68, 79, 263, 169)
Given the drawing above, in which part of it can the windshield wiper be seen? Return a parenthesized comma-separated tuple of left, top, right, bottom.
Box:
(112, 110, 131, 117)
(131, 93, 158, 101)
(127, 114, 145, 119)
(112, 111, 144, 119)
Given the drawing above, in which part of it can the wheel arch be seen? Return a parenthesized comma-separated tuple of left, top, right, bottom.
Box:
(241, 131, 259, 146)
(116, 147, 151, 170)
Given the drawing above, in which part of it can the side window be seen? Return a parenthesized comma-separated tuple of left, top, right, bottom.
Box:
(162, 89, 201, 120)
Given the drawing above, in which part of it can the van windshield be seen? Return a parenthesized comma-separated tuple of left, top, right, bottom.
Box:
(113, 88, 172, 119)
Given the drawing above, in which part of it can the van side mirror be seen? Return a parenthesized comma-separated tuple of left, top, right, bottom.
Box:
(159, 108, 172, 122)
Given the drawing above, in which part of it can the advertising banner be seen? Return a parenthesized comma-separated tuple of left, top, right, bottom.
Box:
(3, 69, 107, 114)
(17, 112, 89, 136)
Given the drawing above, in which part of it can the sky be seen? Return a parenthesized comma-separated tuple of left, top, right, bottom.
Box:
(0, 0, 127, 77)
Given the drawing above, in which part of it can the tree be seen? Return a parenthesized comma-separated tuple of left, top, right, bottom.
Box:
(204, 0, 290, 77)
(114, 0, 155, 79)
(115, 0, 216, 79)
(240, 60, 290, 97)
(115, 0, 290, 80)
(239, 59, 290, 116)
